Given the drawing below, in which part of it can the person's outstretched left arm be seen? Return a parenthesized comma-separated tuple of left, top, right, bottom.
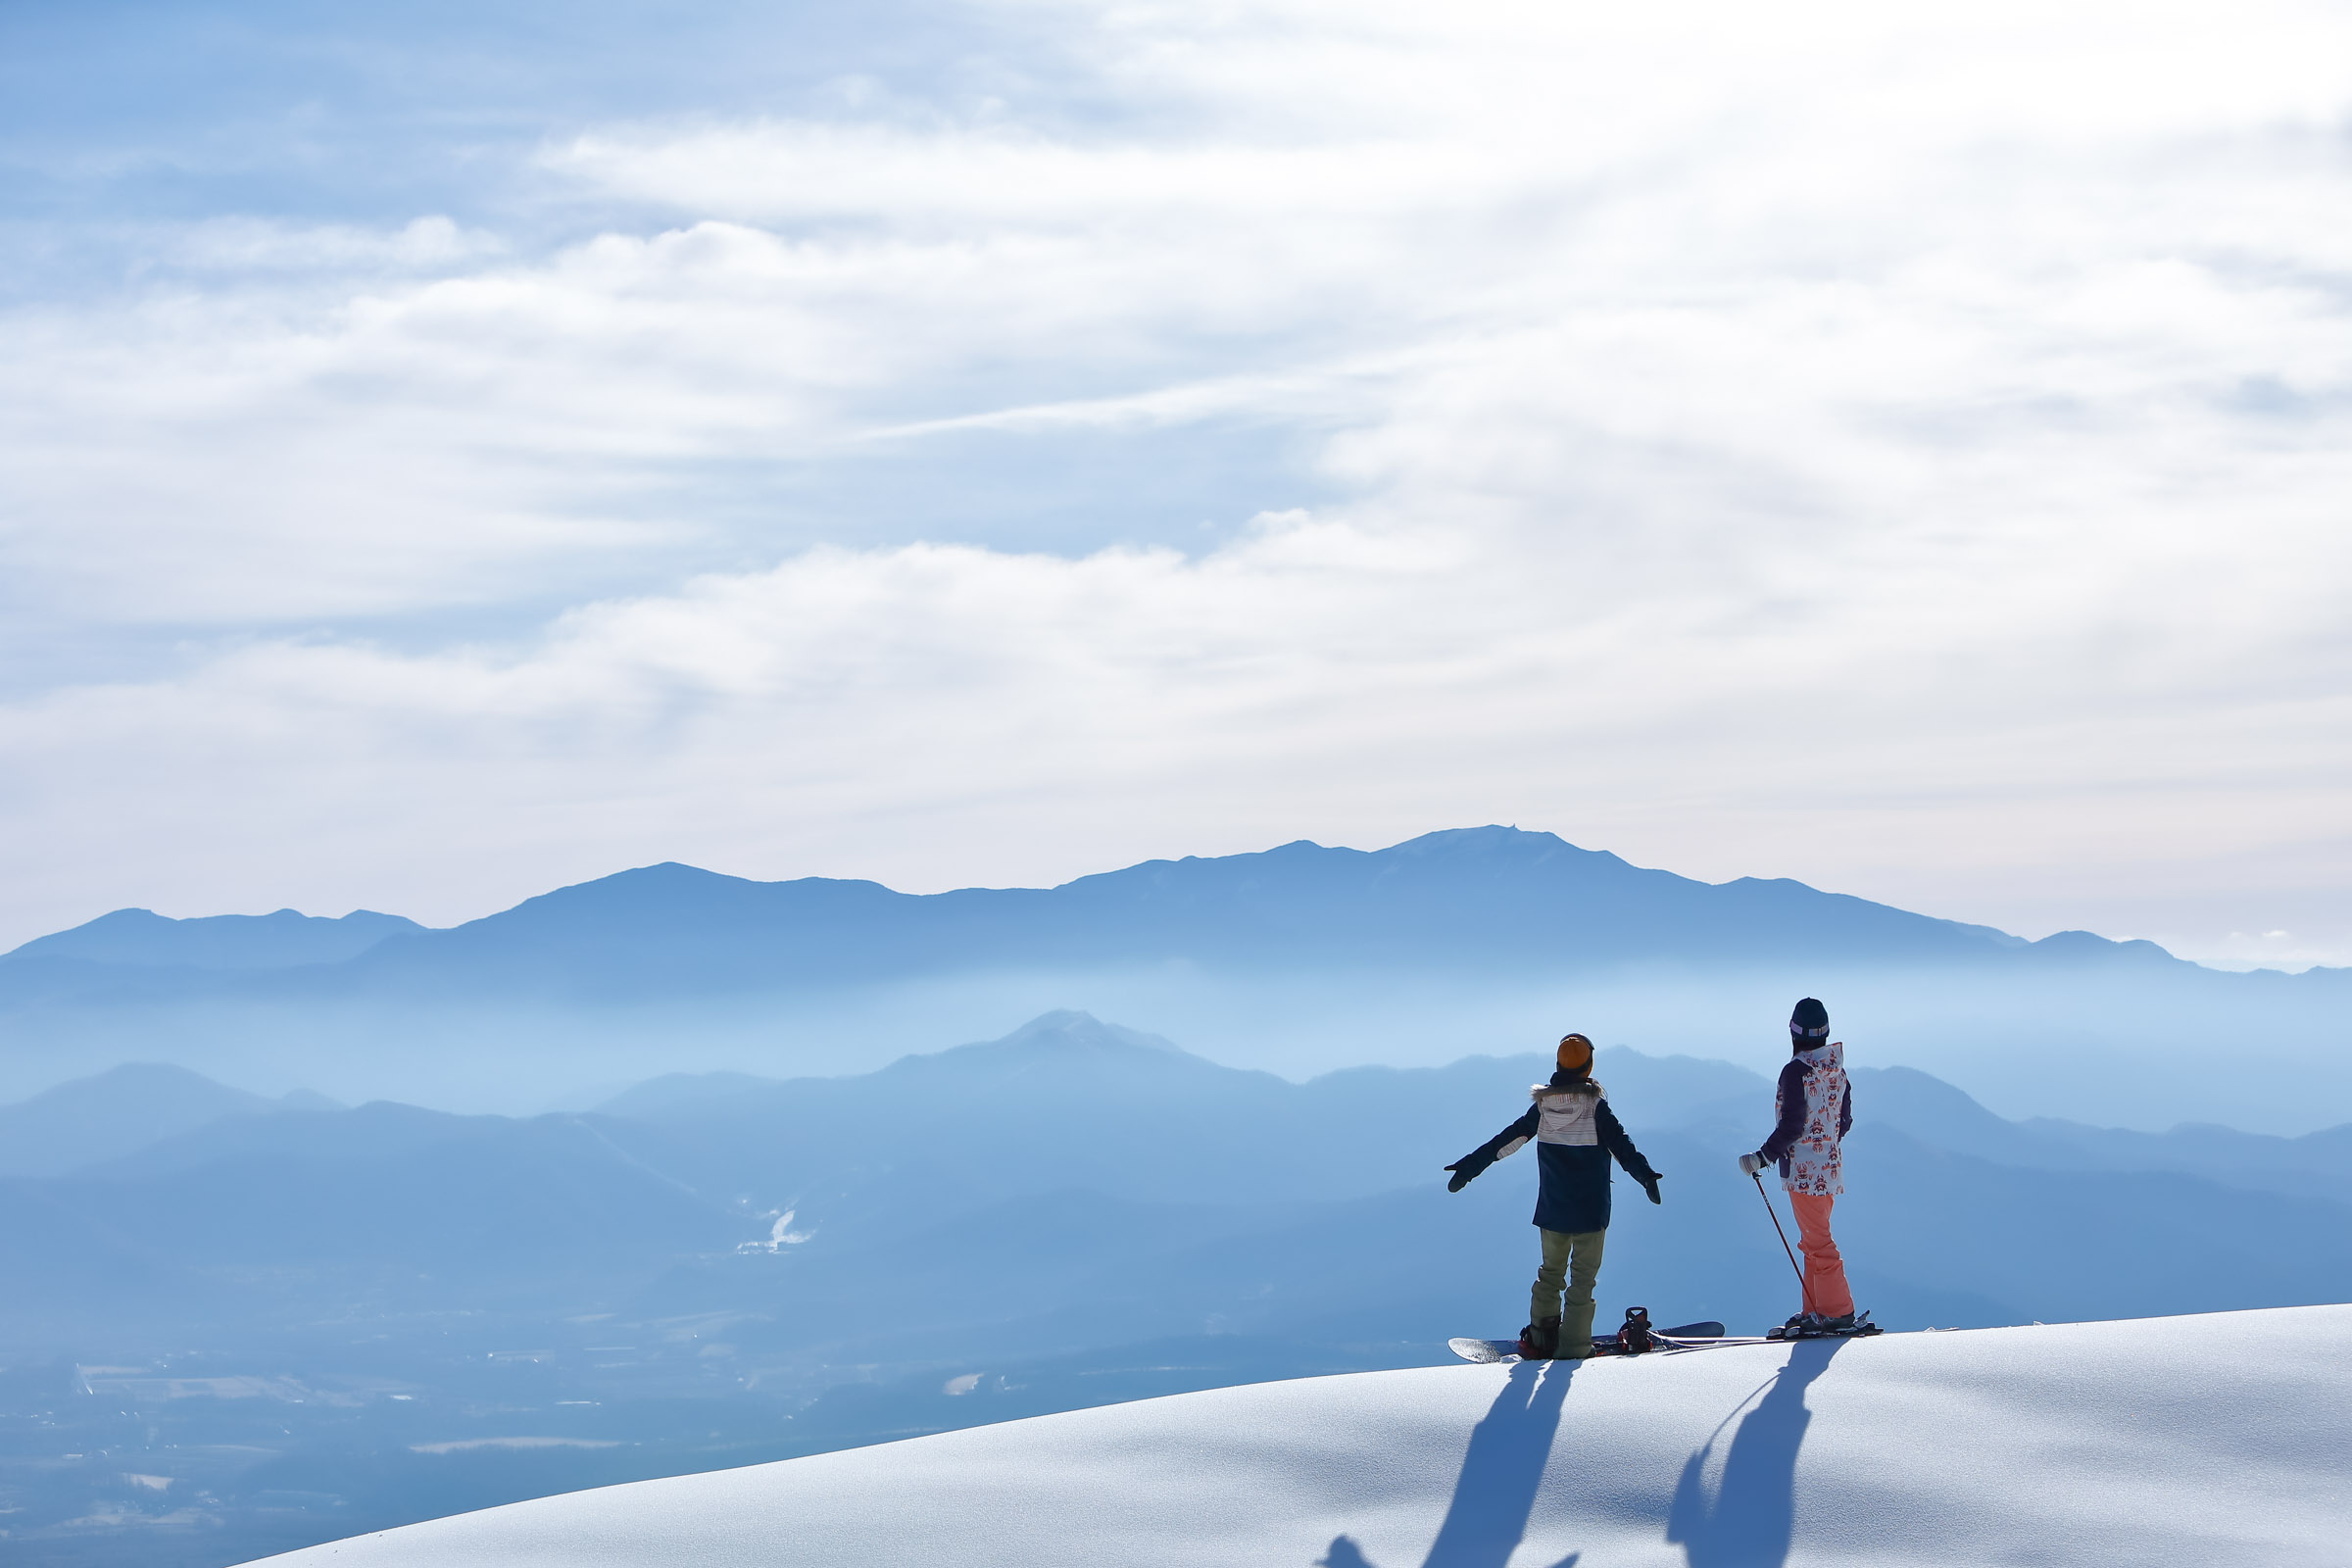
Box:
(1597, 1100, 1664, 1204)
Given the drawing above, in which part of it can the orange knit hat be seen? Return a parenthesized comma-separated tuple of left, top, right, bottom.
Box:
(1556, 1033, 1593, 1074)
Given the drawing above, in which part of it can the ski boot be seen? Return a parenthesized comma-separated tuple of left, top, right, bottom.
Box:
(1769, 1308, 1877, 1341)
(1516, 1318, 1561, 1359)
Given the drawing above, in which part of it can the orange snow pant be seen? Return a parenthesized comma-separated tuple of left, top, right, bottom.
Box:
(1788, 1192, 1854, 1319)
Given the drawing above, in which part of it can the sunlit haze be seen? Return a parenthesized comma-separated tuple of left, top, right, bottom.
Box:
(5, 0, 2348, 968)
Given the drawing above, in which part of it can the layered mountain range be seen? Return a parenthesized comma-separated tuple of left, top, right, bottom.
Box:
(8, 1010, 2349, 1349)
(3, 827, 2343, 1126)
(5, 1008, 2348, 1565)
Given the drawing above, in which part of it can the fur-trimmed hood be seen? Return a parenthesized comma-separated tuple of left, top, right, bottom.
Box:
(1531, 1079, 1604, 1101)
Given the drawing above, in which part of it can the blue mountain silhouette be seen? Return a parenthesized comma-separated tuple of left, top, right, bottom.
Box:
(2, 828, 2342, 1128)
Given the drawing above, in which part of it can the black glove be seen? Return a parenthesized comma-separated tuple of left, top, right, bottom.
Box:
(1638, 1171, 1663, 1205)
(1444, 1160, 1474, 1193)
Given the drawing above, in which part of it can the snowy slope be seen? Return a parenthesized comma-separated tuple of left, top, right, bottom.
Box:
(250, 1305, 2352, 1568)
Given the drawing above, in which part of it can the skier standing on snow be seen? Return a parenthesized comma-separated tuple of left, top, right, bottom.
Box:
(1444, 1032, 1663, 1360)
(1738, 997, 1863, 1334)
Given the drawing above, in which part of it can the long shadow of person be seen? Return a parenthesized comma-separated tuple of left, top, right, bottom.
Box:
(1317, 1358, 1582, 1568)
(1664, 1339, 1850, 1568)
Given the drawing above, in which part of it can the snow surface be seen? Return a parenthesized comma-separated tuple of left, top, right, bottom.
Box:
(250, 1305, 2352, 1568)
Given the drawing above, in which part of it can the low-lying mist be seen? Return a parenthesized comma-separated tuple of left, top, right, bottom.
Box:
(8, 960, 2340, 1133)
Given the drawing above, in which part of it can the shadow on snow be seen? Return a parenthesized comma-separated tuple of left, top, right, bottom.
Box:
(1318, 1340, 1847, 1568)
(1319, 1357, 1580, 1568)
(1666, 1338, 1849, 1567)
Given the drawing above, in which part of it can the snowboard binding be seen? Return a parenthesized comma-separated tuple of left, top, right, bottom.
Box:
(1614, 1306, 1655, 1355)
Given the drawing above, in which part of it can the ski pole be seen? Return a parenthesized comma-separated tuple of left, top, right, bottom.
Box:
(1751, 1171, 1805, 1296)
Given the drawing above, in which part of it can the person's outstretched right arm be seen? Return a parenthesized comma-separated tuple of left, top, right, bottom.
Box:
(1445, 1104, 1539, 1192)
(1737, 1060, 1809, 1175)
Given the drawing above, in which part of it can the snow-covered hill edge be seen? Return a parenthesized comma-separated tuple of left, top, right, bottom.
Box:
(250, 1306, 2352, 1568)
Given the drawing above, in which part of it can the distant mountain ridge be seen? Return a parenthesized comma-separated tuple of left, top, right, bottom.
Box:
(352, 825, 2156, 996)
(3, 827, 2344, 1129)
(2, 906, 422, 972)
(0, 828, 2236, 1005)
(0, 1062, 336, 1179)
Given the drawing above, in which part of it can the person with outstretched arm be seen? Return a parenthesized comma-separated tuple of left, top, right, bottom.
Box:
(1738, 996, 1862, 1334)
(1444, 1032, 1663, 1359)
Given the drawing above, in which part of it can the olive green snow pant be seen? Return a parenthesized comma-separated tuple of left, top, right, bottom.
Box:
(1533, 1227, 1605, 1358)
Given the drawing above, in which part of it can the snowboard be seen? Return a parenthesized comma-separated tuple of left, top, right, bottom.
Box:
(1448, 1321, 1732, 1364)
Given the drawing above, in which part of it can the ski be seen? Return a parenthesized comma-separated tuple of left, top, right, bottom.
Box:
(1765, 1310, 1882, 1342)
(1653, 1331, 1771, 1349)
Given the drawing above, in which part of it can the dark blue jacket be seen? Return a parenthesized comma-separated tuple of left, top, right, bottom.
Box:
(1452, 1070, 1658, 1234)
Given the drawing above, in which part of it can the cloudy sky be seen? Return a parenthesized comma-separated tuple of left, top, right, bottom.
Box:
(3, 0, 2348, 967)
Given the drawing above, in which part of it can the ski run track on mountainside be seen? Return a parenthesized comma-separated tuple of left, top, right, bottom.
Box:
(253, 1305, 2351, 1568)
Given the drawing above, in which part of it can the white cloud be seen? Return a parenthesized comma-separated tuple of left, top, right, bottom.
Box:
(166, 216, 502, 274)
(3, 0, 2350, 963)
